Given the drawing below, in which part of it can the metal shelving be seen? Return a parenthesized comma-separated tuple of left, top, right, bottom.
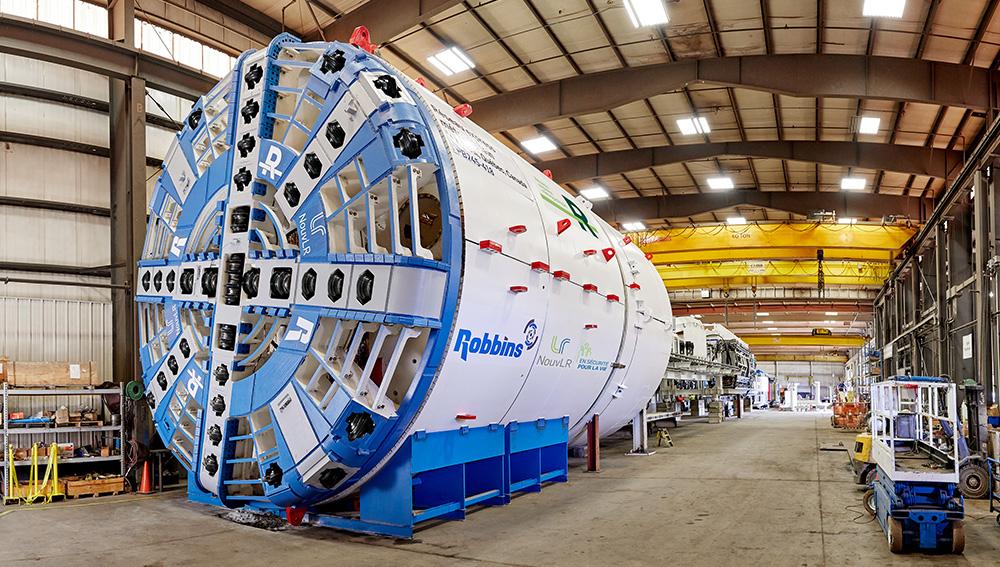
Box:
(1, 383, 124, 503)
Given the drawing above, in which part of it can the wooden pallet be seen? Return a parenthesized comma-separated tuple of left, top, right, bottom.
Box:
(64, 477, 125, 499)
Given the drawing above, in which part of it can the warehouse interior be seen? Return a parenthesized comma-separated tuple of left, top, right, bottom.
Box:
(3, 0, 1000, 564)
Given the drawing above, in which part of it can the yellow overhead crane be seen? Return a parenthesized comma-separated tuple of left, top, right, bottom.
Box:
(637, 222, 915, 289)
(655, 259, 891, 288)
(755, 354, 850, 363)
(741, 335, 867, 348)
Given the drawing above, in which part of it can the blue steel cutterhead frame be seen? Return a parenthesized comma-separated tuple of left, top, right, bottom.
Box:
(136, 34, 463, 509)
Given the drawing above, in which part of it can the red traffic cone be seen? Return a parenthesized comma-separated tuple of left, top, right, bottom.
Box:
(138, 460, 154, 494)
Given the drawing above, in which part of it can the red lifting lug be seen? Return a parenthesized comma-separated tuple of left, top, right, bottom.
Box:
(530, 261, 549, 272)
(543, 169, 553, 179)
(585, 324, 598, 330)
(583, 283, 598, 293)
(349, 26, 377, 54)
(509, 225, 527, 234)
(509, 285, 528, 294)
(645, 252, 654, 260)
(286, 506, 306, 526)
(623, 236, 632, 245)
(602, 247, 616, 262)
(416, 77, 427, 87)
(456, 413, 477, 420)
(479, 239, 502, 254)
(583, 249, 597, 256)
(553, 270, 571, 281)
(629, 282, 641, 290)
(453, 103, 473, 117)
(556, 218, 572, 235)
(606, 294, 621, 302)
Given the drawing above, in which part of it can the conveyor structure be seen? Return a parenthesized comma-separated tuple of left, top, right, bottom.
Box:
(662, 318, 756, 395)
(135, 33, 672, 535)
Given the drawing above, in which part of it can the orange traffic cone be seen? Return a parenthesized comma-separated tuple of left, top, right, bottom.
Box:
(138, 460, 154, 495)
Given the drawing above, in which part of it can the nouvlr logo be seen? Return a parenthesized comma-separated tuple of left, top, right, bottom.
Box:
(453, 329, 524, 361)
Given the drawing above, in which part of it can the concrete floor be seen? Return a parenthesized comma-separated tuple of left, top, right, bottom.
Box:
(3, 411, 999, 566)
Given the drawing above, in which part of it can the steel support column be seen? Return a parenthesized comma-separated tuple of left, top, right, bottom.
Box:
(109, 1, 151, 448)
(972, 171, 991, 448)
(109, 75, 145, 386)
(935, 224, 950, 377)
(109, 1, 144, 387)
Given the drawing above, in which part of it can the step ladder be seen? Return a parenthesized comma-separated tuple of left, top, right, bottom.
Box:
(655, 428, 673, 448)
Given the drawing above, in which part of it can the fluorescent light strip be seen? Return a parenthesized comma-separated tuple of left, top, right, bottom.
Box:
(624, 0, 670, 27)
(427, 46, 475, 76)
(863, 0, 906, 18)
(521, 136, 557, 155)
(858, 116, 881, 135)
(579, 186, 610, 200)
(707, 177, 734, 190)
(677, 116, 710, 135)
(622, 221, 646, 231)
(841, 177, 867, 191)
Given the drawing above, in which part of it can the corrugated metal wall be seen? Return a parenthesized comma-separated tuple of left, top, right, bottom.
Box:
(0, 296, 112, 381)
(0, 53, 195, 381)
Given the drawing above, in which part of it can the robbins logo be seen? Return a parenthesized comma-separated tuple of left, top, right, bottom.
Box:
(523, 319, 539, 350)
(454, 320, 539, 361)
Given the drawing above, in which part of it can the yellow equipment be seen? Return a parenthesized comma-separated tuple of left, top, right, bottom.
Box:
(5, 443, 62, 504)
(849, 432, 876, 485)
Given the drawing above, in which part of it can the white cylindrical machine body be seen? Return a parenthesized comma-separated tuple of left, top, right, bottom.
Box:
(136, 35, 671, 508)
(406, 75, 672, 441)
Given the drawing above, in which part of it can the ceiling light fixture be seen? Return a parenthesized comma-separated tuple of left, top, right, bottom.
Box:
(839, 217, 858, 225)
(427, 46, 475, 76)
(707, 177, 735, 190)
(624, 0, 670, 28)
(858, 116, 881, 134)
(826, 311, 839, 316)
(579, 186, 610, 200)
(521, 136, 557, 155)
(726, 216, 748, 225)
(841, 177, 867, 191)
(863, 0, 906, 18)
(677, 116, 710, 135)
(622, 221, 646, 231)
(758, 312, 770, 317)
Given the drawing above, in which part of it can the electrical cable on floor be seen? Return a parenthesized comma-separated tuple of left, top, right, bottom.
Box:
(844, 503, 875, 524)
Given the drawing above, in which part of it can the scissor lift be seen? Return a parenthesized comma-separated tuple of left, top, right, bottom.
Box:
(989, 457, 1000, 527)
(867, 377, 965, 554)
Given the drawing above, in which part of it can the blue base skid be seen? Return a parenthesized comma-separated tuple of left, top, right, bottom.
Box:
(873, 465, 964, 552)
(310, 417, 569, 537)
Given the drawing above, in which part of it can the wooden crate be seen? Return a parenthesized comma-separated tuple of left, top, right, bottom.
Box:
(64, 477, 125, 499)
(9, 361, 98, 387)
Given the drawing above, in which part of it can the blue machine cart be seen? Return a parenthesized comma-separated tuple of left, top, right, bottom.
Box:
(867, 378, 966, 554)
(989, 457, 1000, 527)
(871, 465, 965, 553)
